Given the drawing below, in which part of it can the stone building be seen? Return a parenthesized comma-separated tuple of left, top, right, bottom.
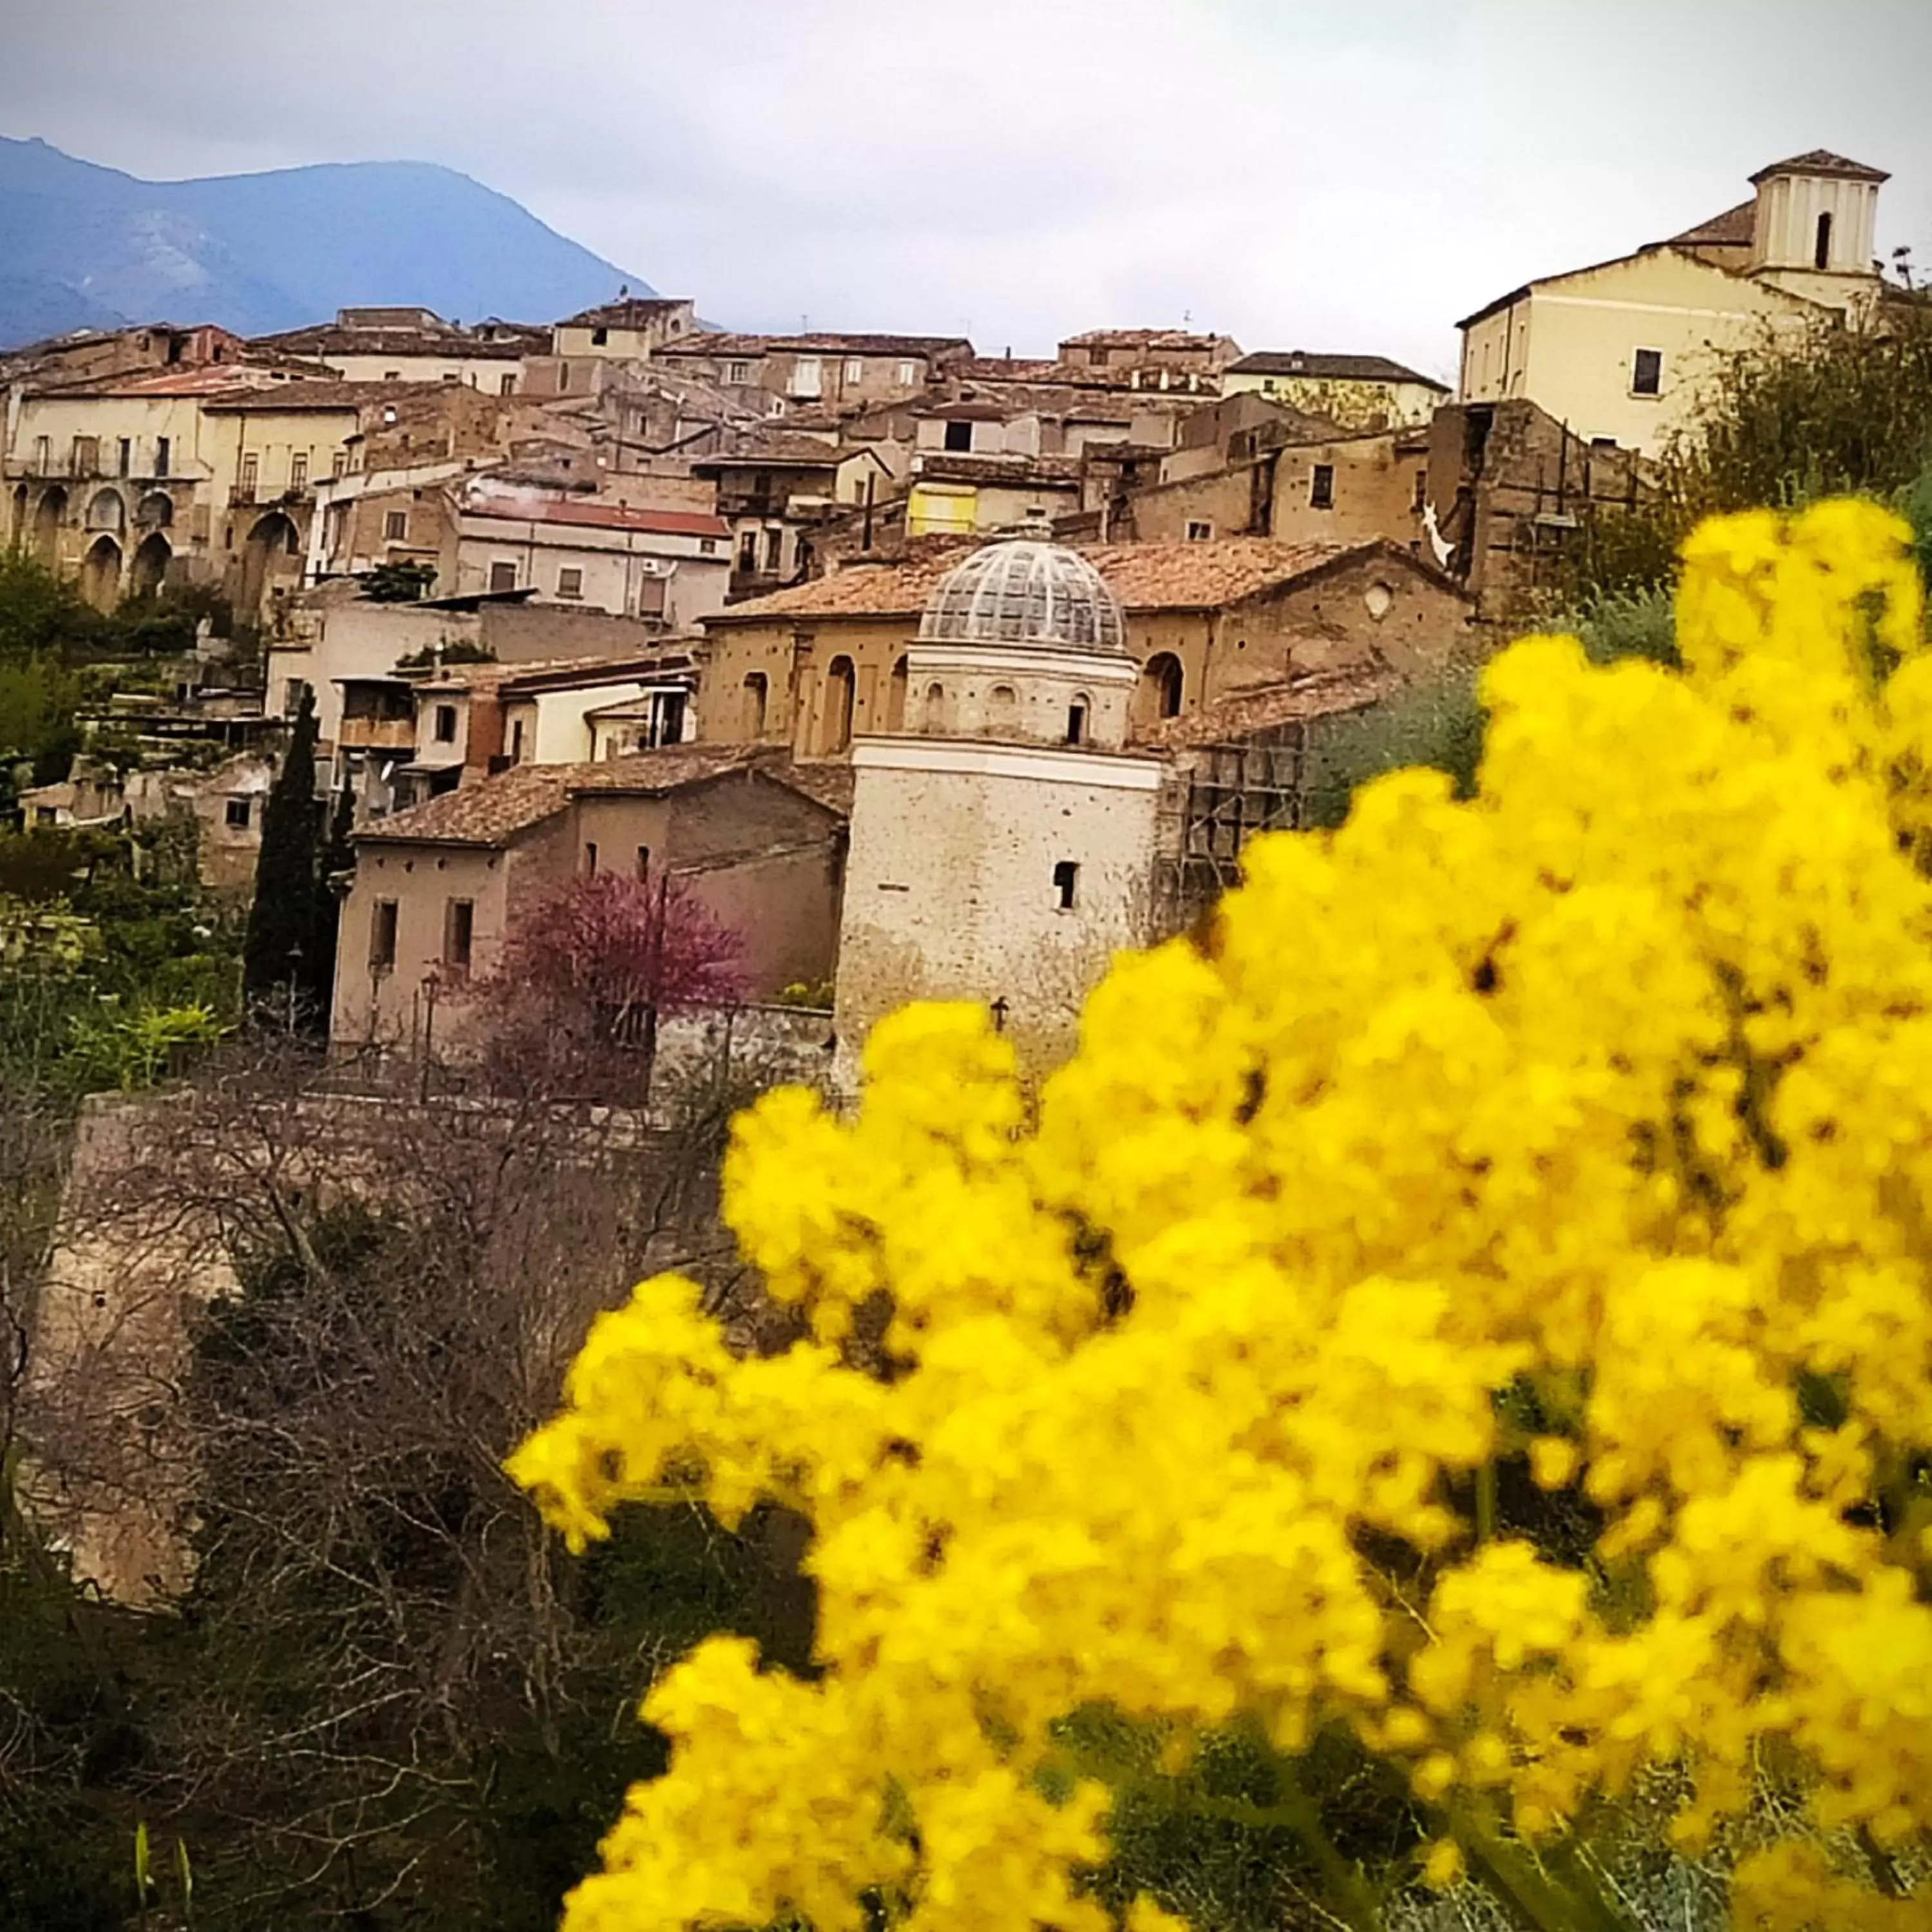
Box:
(249, 308, 547, 390)
(1421, 398, 1651, 620)
(329, 748, 848, 1055)
(1220, 352, 1447, 430)
(654, 331, 974, 416)
(833, 540, 1164, 1069)
(1056, 328, 1243, 390)
(1455, 151, 1890, 455)
(693, 536, 1472, 759)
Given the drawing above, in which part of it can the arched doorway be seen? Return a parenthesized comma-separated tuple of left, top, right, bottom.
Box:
(1137, 651, 1184, 730)
(9, 484, 26, 545)
(86, 488, 127, 535)
(130, 531, 172, 598)
(135, 490, 175, 529)
(238, 510, 301, 618)
(80, 535, 123, 610)
(742, 671, 768, 738)
(887, 654, 908, 730)
(822, 655, 855, 753)
(32, 487, 67, 564)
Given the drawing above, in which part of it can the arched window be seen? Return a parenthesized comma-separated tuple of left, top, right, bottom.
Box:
(743, 670, 769, 738)
(86, 488, 126, 534)
(923, 680, 950, 732)
(987, 683, 1019, 736)
(887, 654, 908, 730)
(1142, 652, 1184, 721)
(1066, 693, 1092, 745)
(823, 655, 856, 753)
(1814, 210, 1834, 271)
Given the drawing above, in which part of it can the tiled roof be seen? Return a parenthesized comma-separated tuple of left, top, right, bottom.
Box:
(661, 331, 972, 359)
(30, 364, 337, 400)
(1137, 667, 1401, 749)
(909, 451, 1084, 486)
(201, 380, 415, 413)
(1670, 200, 1757, 248)
(457, 491, 728, 538)
(252, 323, 527, 358)
(357, 745, 771, 846)
(689, 433, 846, 468)
(1228, 351, 1448, 389)
(1062, 328, 1233, 350)
(705, 538, 1423, 624)
(1748, 149, 1888, 185)
(558, 298, 694, 328)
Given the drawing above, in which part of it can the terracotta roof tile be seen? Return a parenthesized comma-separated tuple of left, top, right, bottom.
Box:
(1670, 200, 1757, 248)
(1227, 351, 1448, 389)
(1748, 149, 1888, 185)
(356, 745, 770, 848)
(1137, 668, 1401, 748)
(703, 538, 1423, 625)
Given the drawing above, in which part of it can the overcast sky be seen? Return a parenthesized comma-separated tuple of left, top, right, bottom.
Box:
(4, 0, 1930, 377)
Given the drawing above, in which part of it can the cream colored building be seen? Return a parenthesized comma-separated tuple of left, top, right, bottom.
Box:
(3, 366, 367, 613)
(251, 309, 545, 391)
(835, 541, 1164, 1072)
(1221, 352, 1447, 430)
(1455, 150, 1888, 456)
(551, 297, 699, 363)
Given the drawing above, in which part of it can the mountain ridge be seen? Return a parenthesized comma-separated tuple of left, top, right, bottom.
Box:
(0, 135, 654, 349)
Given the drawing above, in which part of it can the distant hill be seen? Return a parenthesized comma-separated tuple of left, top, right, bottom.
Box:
(0, 135, 654, 350)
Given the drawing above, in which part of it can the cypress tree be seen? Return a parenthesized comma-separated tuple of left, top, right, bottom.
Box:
(242, 689, 325, 1027)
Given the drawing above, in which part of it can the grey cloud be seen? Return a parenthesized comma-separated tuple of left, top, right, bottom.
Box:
(2, 0, 1929, 370)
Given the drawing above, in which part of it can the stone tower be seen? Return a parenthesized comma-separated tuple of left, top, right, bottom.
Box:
(833, 538, 1165, 1077)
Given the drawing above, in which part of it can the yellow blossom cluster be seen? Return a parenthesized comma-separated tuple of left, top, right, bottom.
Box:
(513, 500, 1932, 1931)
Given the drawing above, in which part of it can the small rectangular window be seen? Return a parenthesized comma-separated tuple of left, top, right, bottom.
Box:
(700, 536, 717, 555)
(1309, 463, 1335, 509)
(583, 842, 598, 876)
(384, 509, 408, 541)
(331, 448, 348, 478)
(383, 368, 401, 382)
(154, 436, 171, 477)
(764, 528, 783, 573)
(509, 719, 526, 762)
(1412, 469, 1427, 513)
(489, 561, 517, 592)
(557, 566, 584, 600)
(499, 372, 517, 395)
(1185, 519, 1212, 542)
(289, 450, 308, 490)
(370, 900, 399, 970)
(636, 845, 651, 880)
(440, 371, 459, 383)
(117, 438, 131, 477)
(844, 357, 864, 383)
(223, 797, 252, 829)
(1066, 703, 1087, 745)
(727, 359, 751, 383)
(897, 360, 917, 384)
(943, 419, 974, 451)
(1631, 348, 1663, 397)
(32, 435, 50, 473)
(443, 898, 473, 976)
(239, 453, 259, 498)
(1053, 860, 1079, 910)
(432, 703, 458, 743)
(591, 325, 609, 346)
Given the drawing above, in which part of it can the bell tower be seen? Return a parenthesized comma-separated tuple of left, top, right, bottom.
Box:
(1748, 150, 1887, 289)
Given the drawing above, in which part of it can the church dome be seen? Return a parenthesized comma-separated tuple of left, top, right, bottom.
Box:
(917, 540, 1127, 654)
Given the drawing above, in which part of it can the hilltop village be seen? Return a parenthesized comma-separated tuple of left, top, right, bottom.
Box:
(1, 148, 1900, 1065)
